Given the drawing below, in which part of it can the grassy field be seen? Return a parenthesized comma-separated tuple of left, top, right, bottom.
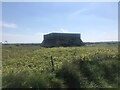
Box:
(2, 44, 119, 88)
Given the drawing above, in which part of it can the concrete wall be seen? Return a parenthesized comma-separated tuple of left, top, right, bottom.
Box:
(41, 33, 84, 47)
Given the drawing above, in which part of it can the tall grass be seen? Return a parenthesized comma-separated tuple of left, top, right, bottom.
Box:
(2, 44, 118, 88)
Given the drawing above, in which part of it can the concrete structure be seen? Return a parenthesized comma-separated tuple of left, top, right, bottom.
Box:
(41, 33, 84, 47)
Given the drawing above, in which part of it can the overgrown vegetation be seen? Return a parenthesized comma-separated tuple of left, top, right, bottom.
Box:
(2, 44, 119, 88)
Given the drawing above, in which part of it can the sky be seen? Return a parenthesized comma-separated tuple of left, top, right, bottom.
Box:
(1, 2, 118, 43)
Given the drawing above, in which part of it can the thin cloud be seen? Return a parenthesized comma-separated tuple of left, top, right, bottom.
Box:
(51, 28, 70, 33)
(46, 28, 69, 33)
(2, 32, 43, 43)
(0, 21, 17, 29)
(68, 8, 89, 20)
(60, 28, 69, 33)
(72, 9, 89, 16)
(60, 28, 80, 33)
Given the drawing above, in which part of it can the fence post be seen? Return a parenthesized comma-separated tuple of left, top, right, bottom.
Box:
(51, 56, 54, 72)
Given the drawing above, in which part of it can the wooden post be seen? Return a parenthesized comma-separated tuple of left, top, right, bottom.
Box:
(51, 56, 54, 72)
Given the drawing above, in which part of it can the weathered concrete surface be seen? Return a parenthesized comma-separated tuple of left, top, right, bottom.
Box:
(41, 33, 84, 47)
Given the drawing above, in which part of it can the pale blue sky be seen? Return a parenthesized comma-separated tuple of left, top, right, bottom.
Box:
(2, 2, 118, 43)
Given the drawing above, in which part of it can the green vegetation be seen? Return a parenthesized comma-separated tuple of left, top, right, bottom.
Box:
(2, 44, 119, 88)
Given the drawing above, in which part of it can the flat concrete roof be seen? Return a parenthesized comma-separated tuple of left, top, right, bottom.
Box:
(45, 33, 80, 36)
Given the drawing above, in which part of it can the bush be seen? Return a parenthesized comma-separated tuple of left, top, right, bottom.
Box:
(3, 71, 29, 88)
(72, 58, 119, 88)
(25, 73, 49, 88)
(56, 61, 81, 88)
(3, 71, 65, 88)
(45, 73, 65, 88)
(101, 61, 118, 83)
